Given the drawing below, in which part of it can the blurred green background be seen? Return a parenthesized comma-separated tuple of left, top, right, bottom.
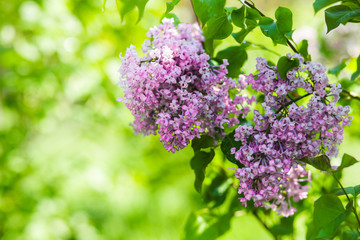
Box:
(1, 0, 360, 239)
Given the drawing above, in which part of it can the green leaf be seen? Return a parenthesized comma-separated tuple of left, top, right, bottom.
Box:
(325, 5, 360, 32)
(313, 0, 341, 13)
(335, 153, 359, 172)
(115, 0, 149, 22)
(312, 194, 350, 239)
(102, 0, 107, 11)
(231, 7, 246, 28)
(203, 14, 233, 40)
(192, 0, 226, 25)
(192, 135, 215, 151)
(161, 13, 180, 25)
(328, 59, 347, 76)
(342, 229, 359, 240)
(334, 185, 360, 197)
(220, 131, 243, 168)
(298, 39, 310, 60)
(215, 46, 248, 77)
(259, 17, 287, 45)
(190, 148, 215, 193)
(275, 7, 293, 34)
(165, 0, 181, 14)
(203, 170, 232, 208)
(299, 155, 331, 171)
(270, 216, 294, 236)
(351, 54, 360, 80)
(277, 56, 300, 80)
(182, 209, 232, 240)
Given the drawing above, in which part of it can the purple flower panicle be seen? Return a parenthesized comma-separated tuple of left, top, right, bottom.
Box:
(119, 18, 253, 152)
(232, 54, 352, 216)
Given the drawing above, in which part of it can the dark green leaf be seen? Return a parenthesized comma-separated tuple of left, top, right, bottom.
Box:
(342, 229, 359, 240)
(231, 7, 246, 28)
(203, 14, 233, 40)
(165, 0, 181, 14)
(192, 135, 215, 152)
(351, 54, 360, 80)
(334, 185, 360, 197)
(312, 194, 350, 239)
(298, 39, 310, 60)
(275, 7, 293, 34)
(277, 56, 300, 80)
(259, 17, 287, 45)
(328, 59, 347, 76)
(190, 150, 215, 193)
(215, 46, 248, 77)
(204, 39, 214, 57)
(336, 153, 359, 172)
(221, 131, 243, 168)
(325, 5, 360, 32)
(203, 170, 232, 208)
(192, 0, 226, 25)
(313, 0, 341, 13)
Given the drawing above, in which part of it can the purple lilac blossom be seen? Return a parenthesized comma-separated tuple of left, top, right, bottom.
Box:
(231, 53, 352, 216)
(118, 18, 254, 152)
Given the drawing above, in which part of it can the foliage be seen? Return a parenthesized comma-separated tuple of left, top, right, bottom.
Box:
(1, 0, 360, 239)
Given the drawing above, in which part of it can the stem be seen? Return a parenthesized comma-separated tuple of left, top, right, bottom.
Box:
(252, 210, 280, 240)
(243, 0, 299, 54)
(331, 171, 360, 228)
(275, 93, 311, 114)
(341, 89, 360, 102)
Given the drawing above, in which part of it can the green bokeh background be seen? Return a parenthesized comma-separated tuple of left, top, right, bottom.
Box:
(1, 0, 359, 239)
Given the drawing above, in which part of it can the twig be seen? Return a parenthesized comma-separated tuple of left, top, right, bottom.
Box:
(341, 89, 360, 102)
(275, 93, 311, 114)
(331, 171, 360, 228)
(243, 0, 299, 54)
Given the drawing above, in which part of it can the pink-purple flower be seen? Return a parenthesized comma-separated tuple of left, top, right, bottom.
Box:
(231, 54, 352, 216)
(118, 18, 253, 152)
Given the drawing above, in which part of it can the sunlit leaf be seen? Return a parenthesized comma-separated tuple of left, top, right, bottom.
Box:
(165, 0, 181, 14)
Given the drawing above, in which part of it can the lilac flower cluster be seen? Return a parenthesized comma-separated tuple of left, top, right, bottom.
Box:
(118, 18, 254, 152)
(231, 54, 352, 216)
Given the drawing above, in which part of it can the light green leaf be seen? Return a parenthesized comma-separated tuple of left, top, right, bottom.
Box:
(115, 0, 149, 22)
(328, 59, 347, 76)
(165, 0, 181, 14)
(335, 153, 359, 172)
